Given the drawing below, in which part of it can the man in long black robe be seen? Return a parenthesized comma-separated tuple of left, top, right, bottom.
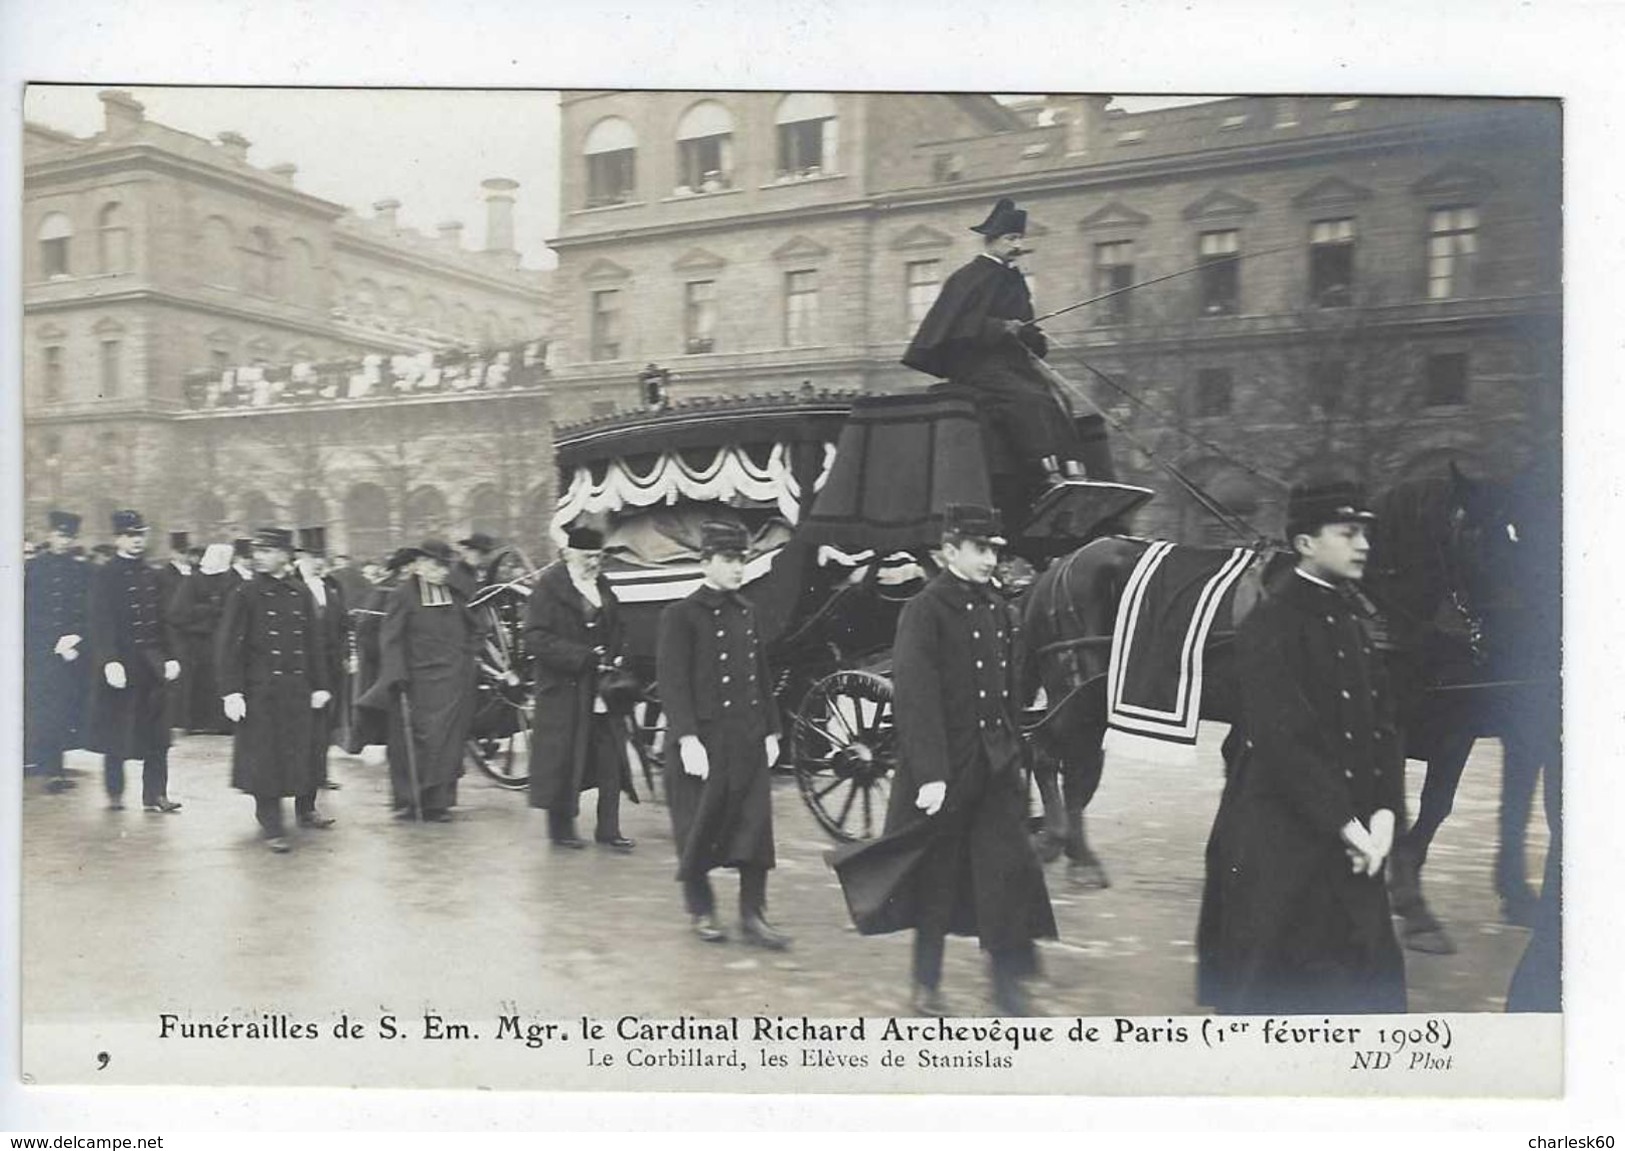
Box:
(357, 539, 485, 821)
(903, 197, 1081, 501)
(24, 510, 90, 793)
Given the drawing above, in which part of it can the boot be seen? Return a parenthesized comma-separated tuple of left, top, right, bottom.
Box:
(741, 913, 792, 950)
(910, 984, 951, 1018)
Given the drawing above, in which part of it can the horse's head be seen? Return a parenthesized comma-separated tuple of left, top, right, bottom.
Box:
(1454, 457, 1561, 674)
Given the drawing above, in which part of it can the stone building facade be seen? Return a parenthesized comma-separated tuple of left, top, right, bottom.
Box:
(22, 90, 553, 555)
(547, 92, 1560, 543)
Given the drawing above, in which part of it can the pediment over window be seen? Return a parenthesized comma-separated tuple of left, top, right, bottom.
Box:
(1411, 162, 1496, 200)
(581, 257, 632, 284)
(890, 224, 954, 251)
(92, 317, 126, 335)
(1292, 176, 1374, 208)
(1181, 189, 1259, 221)
(1079, 201, 1151, 230)
(206, 327, 237, 347)
(671, 247, 728, 273)
(36, 322, 67, 341)
(772, 234, 832, 263)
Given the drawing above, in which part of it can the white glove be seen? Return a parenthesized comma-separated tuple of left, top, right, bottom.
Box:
(347, 655, 360, 675)
(54, 634, 81, 658)
(1340, 818, 1379, 876)
(764, 733, 781, 767)
(163, 659, 181, 682)
(679, 736, 710, 780)
(1367, 809, 1396, 876)
(310, 690, 332, 710)
(104, 661, 127, 690)
(223, 693, 247, 723)
(915, 780, 947, 816)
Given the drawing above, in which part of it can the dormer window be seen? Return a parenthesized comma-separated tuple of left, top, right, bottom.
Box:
(676, 102, 735, 194)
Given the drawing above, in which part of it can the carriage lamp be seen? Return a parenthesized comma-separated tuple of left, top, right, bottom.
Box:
(639, 363, 673, 409)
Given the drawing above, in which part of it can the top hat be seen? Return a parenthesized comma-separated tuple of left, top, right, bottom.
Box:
(413, 538, 455, 565)
(384, 546, 417, 574)
(564, 525, 605, 551)
(1285, 476, 1378, 539)
(169, 531, 190, 552)
(253, 526, 295, 551)
(941, 503, 1007, 546)
(699, 520, 750, 557)
(297, 525, 328, 556)
(970, 197, 1028, 238)
(47, 509, 82, 537)
(232, 537, 255, 560)
(457, 531, 499, 553)
(111, 509, 149, 535)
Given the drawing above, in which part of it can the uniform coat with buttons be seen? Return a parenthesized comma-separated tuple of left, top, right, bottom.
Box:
(1196, 569, 1407, 1014)
(84, 554, 178, 760)
(657, 585, 780, 878)
(216, 572, 330, 798)
(300, 572, 348, 779)
(168, 570, 235, 734)
(831, 570, 1057, 953)
(524, 562, 632, 814)
(24, 550, 91, 765)
(157, 560, 194, 730)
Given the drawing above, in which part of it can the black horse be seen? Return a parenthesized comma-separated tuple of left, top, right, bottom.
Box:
(1022, 466, 1552, 954)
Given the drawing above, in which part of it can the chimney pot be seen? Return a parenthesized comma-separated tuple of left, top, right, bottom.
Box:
(373, 198, 402, 229)
(217, 131, 251, 162)
(437, 220, 465, 249)
(269, 162, 298, 184)
(481, 177, 519, 255)
(99, 89, 146, 139)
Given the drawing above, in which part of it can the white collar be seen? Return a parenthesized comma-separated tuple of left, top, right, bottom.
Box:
(1293, 567, 1337, 590)
(977, 251, 1010, 268)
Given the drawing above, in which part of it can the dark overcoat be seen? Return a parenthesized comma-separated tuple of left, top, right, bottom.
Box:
(356, 576, 485, 794)
(524, 562, 632, 813)
(300, 572, 348, 771)
(657, 584, 780, 877)
(24, 550, 91, 762)
(216, 572, 330, 798)
(167, 570, 234, 733)
(830, 571, 1056, 952)
(1196, 569, 1407, 1015)
(84, 554, 177, 760)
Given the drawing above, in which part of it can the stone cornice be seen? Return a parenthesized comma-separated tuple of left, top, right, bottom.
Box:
(23, 284, 397, 345)
(332, 229, 547, 302)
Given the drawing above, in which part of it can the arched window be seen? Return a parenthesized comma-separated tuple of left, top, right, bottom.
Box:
(97, 203, 130, 274)
(245, 227, 276, 296)
(354, 279, 380, 315)
(584, 116, 637, 208)
(284, 238, 315, 305)
(466, 484, 507, 540)
(774, 93, 838, 179)
(403, 485, 449, 540)
(241, 490, 279, 531)
(675, 101, 735, 193)
(421, 295, 447, 333)
(344, 483, 392, 560)
(38, 212, 73, 278)
(387, 285, 414, 320)
(94, 319, 126, 399)
(201, 217, 236, 288)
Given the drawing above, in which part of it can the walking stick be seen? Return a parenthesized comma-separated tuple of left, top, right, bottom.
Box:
(398, 687, 424, 822)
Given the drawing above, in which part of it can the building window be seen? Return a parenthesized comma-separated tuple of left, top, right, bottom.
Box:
(1093, 240, 1135, 325)
(675, 101, 735, 193)
(97, 203, 130, 274)
(1309, 218, 1356, 307)
(1310, 359, 1348, 413)
(591, 289, 622, 361)
(99, 339, 122, 398)
(775, 93, 839, 179)
(930, 153, 963, 183)
(905, 260, 941, 327)
(1428, 206, 1480, 300)
(38, 212, 72, 278)
(584, 117, 638, 208)
(210, 348, 232, 374)
(1423, 352, 1468, 407)
(784, 270, 820, 346)
(1194, 368, 1233, 417)
(42, 345, 64, 402)
(202, 216, 236, 288)
(1196, 230, 1239, 316)
(245, 227, 277, 296)
(684, 281, 718, 353)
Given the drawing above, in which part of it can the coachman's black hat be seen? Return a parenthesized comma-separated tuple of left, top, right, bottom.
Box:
(111, 509, 148, 535)
(564, 525, 605, 551)
(47, 510, 82, 536)
(699, 520, 750, 557)
(941, 503, 1007, 546)
(457, 531, 498, 552)
(1285, 476, 1377, 539)
(384, 547, 417, 574)
(169, 531, 190, 552)
(297, 526, 328, 556)
(232, 537, 255, 560)
(413, 538, 456, 564)
(254, 527, 295, 551)
(970, 197, 1028, 238)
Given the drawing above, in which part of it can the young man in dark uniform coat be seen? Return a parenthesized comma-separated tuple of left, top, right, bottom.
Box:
(295, 527, 348, 798)
(83, 509, 183, 812)
(657, 521, 789, 948)
(831, 504, 1056, 1016)
(167, 543, 236, 734)
(216, 528, 333, 852)
(525, 526, 635, 850)
(24, 510, 91, 793)
(1196, 478, 1406, 1014)
(157, 532, 194, 732)
(903, 198, 1080, 496)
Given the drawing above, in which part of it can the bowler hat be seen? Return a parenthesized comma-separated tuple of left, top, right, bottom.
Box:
(47, 510, 82, 537)
(564, 525, 605, 551)
(111, 509, 148, 535)
(414, 538, 455, 564)
(253, 527, 295, 551)
(384, 547, 417, 574)
(1285, 476, 1377, 539)
(941, 503, 1007, 546)
(970, 197, 1028, 238)
(699, 520, 750, 557)
(457, 531, 498, 552)
(297, 525, 328, 556)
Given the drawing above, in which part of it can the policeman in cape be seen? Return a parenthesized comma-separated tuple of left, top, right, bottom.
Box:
(656, 520, 789, 948)
(24, 509, 91, 793)
(831, 503, 1057, 1016)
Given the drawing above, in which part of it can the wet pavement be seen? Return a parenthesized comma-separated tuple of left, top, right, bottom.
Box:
(21, 727, 1546, 1027)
